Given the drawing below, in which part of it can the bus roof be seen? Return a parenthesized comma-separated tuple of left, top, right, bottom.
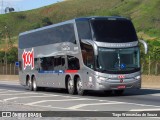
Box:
(19, 16, 129, 36)
(75, 16, 128, 21)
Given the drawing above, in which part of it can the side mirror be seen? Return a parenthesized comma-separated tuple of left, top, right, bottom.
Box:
(139, 40, 148, 54)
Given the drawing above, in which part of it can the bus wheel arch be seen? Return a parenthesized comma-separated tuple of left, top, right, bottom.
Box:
(65, 75, 70, 89)
(74, 75, 79, 89)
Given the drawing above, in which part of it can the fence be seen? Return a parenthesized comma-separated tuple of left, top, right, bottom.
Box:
(0, 63, 18, 75)
(141, 61, 160, 75)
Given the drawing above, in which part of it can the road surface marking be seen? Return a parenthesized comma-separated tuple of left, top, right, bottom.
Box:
(124, 103, 160, 108)
(130, 108, 160, 111)
(25, 98, 94, 105)
(29, 104, 94, 111)
(0, 92, 38, 96)
(0, 90, 23, 94)
(68, 102, 124, 110)
(40, 93, 80, 99)
(99, 100, 106, 102)
(3, 95, 60, 101)
(151, 94, 160, 96)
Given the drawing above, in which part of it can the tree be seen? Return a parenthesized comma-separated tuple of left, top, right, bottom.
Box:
(5, 7, 15, 13)
(0, 51, 5, 64)
(6, 47, 18, 63)
(153, 46, 160, 75)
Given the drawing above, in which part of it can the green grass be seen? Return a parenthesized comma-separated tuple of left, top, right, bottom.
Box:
(0, 0, 160, 46)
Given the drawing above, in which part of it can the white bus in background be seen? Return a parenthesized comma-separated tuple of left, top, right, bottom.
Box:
(18, 16, 147, 95)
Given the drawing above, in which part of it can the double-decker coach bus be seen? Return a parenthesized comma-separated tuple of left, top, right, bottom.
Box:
(18, 16, 147, 95)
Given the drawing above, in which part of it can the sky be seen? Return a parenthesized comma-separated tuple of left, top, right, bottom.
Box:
(0, 0, 63, 14)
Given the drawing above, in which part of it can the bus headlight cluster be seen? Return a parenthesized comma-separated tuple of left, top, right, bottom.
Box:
(97, 77, 107, 82)
(99, 77, 106, 81)
(135, 76, 141, 80)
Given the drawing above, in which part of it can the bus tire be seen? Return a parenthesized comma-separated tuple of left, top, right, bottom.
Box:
(67, 77, 76, 95)
(76, 77, 85, 95)
(114, 90, 124, 95)
(27, 76, 33, 91)
(32, 76, 39, 91)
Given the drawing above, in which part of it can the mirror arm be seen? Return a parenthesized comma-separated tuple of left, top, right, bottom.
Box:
(139, 40, 148, 54)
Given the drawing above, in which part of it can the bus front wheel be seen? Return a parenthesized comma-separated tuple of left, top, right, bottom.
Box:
(76, 78, 85, 95)
(32, 76, 39, 91)
(67, 77, 76, 95)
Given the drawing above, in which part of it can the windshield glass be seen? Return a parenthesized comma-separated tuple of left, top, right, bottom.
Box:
(91, 19, 138, 43)
(97, 47, 140, 74)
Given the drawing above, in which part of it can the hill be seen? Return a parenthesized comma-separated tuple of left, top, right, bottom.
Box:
(0, 0, 160, 44)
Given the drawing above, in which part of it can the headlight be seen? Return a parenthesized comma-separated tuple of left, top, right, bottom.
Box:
(99, 77, 106, 81)
(135, 76, 141, 80)
(96, 76, 108, 82)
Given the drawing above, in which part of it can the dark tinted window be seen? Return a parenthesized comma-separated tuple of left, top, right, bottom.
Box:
(91, 19, 138, 43)
(39, 56, 66, 71)
(76, 20, 92, 40)
(81, 43, 94, 69)
(19, 24, 76, 49)
(67, 56, 80, 70)
(54, 56, 66, 70)
(40, 57, 54, 71)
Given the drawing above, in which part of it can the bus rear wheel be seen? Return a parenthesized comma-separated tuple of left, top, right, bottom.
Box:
(76, 78, 85, 95)
(32, 76, 39, 91)
(27, 77, 33, 91)
(67, 77, 76, 95)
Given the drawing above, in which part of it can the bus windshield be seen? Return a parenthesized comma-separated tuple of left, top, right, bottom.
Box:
(97, 47, 140, 74)
(91, 19, 138, 43)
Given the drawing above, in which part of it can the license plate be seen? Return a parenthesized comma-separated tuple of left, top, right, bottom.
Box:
(117, 85, 126, 89)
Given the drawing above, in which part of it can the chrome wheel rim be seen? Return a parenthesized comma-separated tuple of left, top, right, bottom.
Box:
(68, 79, 73, 92)
(77, 80, 82, 93)
(28, 79, 31, 89)
(33, 79, 36, 90)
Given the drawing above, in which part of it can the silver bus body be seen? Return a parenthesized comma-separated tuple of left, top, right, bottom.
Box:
(18, 16, 146, 95)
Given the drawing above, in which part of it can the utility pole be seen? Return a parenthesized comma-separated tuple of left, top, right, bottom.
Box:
(4, 26, 8, 75)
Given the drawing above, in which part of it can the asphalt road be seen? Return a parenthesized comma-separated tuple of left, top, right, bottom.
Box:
(0, 80, 160, 120)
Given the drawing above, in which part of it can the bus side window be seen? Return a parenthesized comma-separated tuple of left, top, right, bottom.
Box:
(34, 58, 39, 70)
(40, 57, 54, 71)
(54, 57, 58, 70)
(81, 43, 94, 69)
(67, 56, 80, 70)
(40, 58, 47, 70)
(61, 57, 66, 70)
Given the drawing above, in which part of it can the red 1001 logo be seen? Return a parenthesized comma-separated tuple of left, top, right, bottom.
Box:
(22, 48, 34, 70)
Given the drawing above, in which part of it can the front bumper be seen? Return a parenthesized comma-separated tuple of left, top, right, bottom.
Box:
(95, 78, 141, 90)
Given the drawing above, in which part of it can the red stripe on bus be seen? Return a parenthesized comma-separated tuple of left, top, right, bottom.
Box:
(65, 70, 78, 73)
